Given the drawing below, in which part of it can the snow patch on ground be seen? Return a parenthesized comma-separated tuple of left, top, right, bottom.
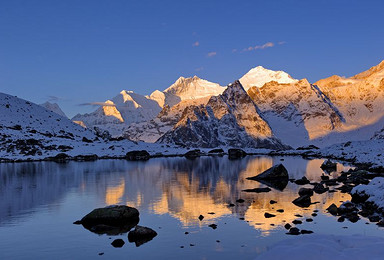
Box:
(255, 234, 384, 260)
(352, 177, 384, 210)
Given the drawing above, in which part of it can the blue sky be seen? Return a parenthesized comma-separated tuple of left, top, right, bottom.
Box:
(1, 0, 383, 117)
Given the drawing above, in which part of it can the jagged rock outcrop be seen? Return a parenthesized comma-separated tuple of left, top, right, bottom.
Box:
(157, 81, 289, 149)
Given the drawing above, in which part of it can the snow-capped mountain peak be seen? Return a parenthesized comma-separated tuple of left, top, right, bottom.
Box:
(163, 75, 225, 107)
(239, 66, 298, 90)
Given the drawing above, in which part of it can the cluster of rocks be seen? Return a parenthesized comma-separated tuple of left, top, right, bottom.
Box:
(74, 205, 157, 247)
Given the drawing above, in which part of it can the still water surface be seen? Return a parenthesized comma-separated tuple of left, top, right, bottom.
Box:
(1, 156, 383, 259)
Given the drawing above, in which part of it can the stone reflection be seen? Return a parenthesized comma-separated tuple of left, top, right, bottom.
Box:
(0, 156, 351, 235)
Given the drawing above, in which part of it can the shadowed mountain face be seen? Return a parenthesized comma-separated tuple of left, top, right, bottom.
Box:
(158, 81, 289, 149)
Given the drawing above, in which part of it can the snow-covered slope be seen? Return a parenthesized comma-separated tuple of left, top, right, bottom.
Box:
(72, 90, 162, 136)
(122, 97, 211, 142)
(247, 79, 344, 147)
(40, 102, 67, 118)
(0, 92, 194, 160)
(314, 60, 384, 144)
(239, 66, 298, 90)
(158, 81, 289, 149)
(0, 92, 100, 157)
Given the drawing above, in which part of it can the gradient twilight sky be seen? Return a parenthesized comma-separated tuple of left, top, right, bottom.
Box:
(1, 0, 384, 117)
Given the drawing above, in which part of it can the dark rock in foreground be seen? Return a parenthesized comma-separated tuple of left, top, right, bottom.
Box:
(286, 227, 300, 235)
(184, 149, 201, 159)
(128, 225, 158, 247)
(248, 164, 288, 180)
(298, 188, 314, 197)
(313, 183, 329, 194)
(326, 203, 338, 216)
(296, 145, 319, 150)
(228, 148, 247, 159)
(292, 195, 312, 208)
(320, 159, 337, 172)
(111, 239, 125, 248)
(264, 212, 276, 218)
(76, 205, 140, 235)
(208, 148, 224, 154)
(80, 205, 139, 226)
(126, 150, 150, 161)
(294, 176, 310, 185)
(247, 164, 289, 191)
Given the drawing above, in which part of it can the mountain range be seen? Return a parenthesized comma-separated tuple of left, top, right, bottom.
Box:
(69, 61, 384, 148)
(2, 61, 384, 153)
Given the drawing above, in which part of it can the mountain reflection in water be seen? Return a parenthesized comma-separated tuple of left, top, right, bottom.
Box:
(0, 156, 351, 235)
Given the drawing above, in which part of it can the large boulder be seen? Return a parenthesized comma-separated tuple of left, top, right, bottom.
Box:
(228, 148, 247, 159)
(184, 149, 201, 159)
(128, 225, 158, 247)
(76, 205, 140, 235)
(126, 150, 150, 161)
(79, 205, 139, 226)
(247, 164, 289, 180)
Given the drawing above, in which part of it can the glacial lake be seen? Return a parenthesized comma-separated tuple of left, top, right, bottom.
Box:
(1, 156, 384, 260)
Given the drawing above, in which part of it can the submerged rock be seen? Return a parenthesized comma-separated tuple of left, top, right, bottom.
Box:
(128, 225, 158, 247)
(126, 150, 150, 161)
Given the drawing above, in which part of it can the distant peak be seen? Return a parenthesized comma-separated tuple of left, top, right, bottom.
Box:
(120, 90, 134, 95)
(104, 100, 115, 105)
(240, 65, 298, 90)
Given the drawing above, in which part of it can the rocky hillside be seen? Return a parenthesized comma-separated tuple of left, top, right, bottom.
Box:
(314, 60, 384, 144)
(0, 92, 101, 158)
(247, 79, 344, 147)
(158, 81, 289, 149)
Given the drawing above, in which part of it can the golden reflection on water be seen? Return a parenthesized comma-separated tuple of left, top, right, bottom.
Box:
(105, 179, 125, 205)
(104, 157, 351, 233)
